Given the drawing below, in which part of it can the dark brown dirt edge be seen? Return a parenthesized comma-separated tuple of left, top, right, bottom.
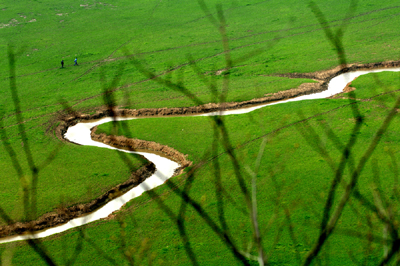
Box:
(2, 60, 400, 239)
(54, 61, 400, 127)
(90, 128, 193, 170)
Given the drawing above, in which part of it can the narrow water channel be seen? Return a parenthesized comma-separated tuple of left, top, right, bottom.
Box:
(1, 67, 399, 244)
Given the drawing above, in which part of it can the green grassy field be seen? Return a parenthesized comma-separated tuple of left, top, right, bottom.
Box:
(4, 71, 400, 265)
(1, 0, 400, 264)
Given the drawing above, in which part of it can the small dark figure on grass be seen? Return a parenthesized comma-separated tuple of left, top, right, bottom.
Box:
(74, 58, 78, 66)
(61, 60, 64, 68)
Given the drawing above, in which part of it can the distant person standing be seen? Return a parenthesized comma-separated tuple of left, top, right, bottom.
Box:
(74, 57, 78, 66)
(61, 60, 64, 68)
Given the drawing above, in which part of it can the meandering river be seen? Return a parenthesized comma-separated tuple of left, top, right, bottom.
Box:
(1, 67, 399, 244)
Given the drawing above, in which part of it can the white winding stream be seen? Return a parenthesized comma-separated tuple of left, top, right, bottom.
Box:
(1, 67, 399, 244)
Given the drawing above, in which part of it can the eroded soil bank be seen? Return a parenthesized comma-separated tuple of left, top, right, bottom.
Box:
(2, 60, 399, 239)
(55, 60, 400, 130)
(90, 127, 192, 170)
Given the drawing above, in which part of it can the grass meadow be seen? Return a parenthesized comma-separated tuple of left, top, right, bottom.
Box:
(1, 0, 400, 264)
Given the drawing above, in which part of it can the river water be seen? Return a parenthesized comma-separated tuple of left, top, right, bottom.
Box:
(1, 67, 399, 244)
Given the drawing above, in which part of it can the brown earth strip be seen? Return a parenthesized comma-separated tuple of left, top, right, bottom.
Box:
(57, 60, 400, 126)
(343, 80, 356, 93)
(90, 128, 192, 170)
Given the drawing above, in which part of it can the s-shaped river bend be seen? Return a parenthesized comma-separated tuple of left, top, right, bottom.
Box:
(1, 67, 400, 244)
